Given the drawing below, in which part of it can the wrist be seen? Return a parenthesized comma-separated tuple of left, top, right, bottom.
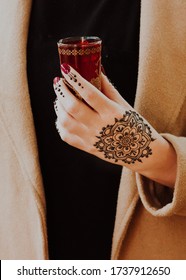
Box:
(134, 135, 177, 188)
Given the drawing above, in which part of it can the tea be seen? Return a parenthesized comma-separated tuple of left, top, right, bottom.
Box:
(58, 36, 102, 90)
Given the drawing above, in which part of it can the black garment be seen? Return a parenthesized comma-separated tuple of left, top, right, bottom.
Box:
(27, 0, 140, 259)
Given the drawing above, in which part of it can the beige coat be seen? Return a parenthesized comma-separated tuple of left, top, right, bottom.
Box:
(0, 0, 186, 260)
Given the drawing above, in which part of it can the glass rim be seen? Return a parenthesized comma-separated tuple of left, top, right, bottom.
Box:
(57, 36, 102, 47)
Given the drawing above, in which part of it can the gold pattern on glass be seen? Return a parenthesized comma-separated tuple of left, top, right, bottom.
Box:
(90, 76, 101, 90)
(58, 46, 101, 56)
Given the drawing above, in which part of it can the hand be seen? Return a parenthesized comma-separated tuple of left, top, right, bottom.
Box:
(53, 63, 161, 173)
(53, 64, 177, 187)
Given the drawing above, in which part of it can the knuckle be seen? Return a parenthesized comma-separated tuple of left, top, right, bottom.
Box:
(86, 144, 94, 154)
(67, 103, 79, 116)
(59, 114, 69, 127)
(84, 90, 94, 103)
(60, 133, 68, 143)
(99, 101, 117, 117)
(60, 130, 69, 143)
(66, 124, 74, 134)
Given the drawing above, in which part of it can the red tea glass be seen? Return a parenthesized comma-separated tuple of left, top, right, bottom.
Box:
(57, 36, 102, 94)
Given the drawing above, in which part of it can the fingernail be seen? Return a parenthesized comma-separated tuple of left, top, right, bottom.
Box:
(61, 63, 70, 74)
(53, 77, 60, 85)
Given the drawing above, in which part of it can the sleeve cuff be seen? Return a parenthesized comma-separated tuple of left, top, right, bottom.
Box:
(136, 133, 186, 216)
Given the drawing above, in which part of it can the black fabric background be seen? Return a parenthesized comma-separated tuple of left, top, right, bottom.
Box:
(27, 0, 140, 259)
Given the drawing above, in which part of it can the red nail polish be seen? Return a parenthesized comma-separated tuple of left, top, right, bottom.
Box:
(61, 63, 70, 74)
(53, 77, 60, 85)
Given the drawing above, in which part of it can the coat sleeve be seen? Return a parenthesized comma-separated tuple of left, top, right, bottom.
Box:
(136, 133, 186, 216)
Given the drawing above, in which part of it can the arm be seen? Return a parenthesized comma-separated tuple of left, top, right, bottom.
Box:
(53, 64, 177, 188)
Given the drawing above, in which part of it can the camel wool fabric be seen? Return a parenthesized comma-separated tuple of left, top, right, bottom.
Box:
(0, 0, 186, 259)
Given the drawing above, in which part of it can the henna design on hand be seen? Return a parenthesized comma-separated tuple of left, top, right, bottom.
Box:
(67, 72, 84, 89)
(94, 111, 155, 164)
(54, 99, 58, 112)
(63, 71, 85, 101)
(55, 81, 65, 97)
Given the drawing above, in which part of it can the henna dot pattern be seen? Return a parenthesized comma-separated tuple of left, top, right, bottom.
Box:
(55, 81, 65, 97)
(54, 100, 58, 112)
(68, 73, 77, 82)
(94, 111, 155, 164)
(63, 73, 84, 99)
(68, 72, 84, 88)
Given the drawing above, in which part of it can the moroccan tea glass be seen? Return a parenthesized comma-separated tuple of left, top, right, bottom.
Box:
(57, 36, 102, 91)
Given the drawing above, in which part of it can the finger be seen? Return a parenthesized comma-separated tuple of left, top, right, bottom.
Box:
(101, 73, 131, 107)
(53, 77, 98, 125)
(55, 117, 84, 149)
(54, 97, 58, 115)
(60, 63, 114, 113)
(55, 102, 88, 138)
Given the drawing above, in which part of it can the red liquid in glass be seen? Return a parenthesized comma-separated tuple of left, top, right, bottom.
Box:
(58, 38, 102, 90)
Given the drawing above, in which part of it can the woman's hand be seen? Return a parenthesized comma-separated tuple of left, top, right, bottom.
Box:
(53, 64, 177, 187)
(53, 64, 156, 166)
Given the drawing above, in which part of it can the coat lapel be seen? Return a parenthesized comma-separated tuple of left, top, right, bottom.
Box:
(0, 0, 46, 207)
(112, 0, 186, 259)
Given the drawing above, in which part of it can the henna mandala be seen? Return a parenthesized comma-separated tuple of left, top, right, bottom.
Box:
(94, 111, 155, 164)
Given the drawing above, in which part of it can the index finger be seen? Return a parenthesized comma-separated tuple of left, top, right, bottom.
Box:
(60, 63, 113, 113)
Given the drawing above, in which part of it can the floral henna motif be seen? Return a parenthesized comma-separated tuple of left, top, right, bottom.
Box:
(94, 111, 155, 164)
